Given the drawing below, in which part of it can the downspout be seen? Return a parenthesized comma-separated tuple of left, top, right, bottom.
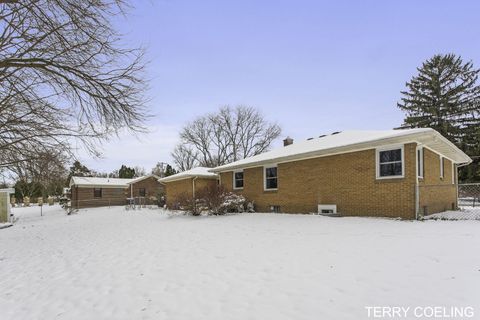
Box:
(192, 176, 199, 214)
(158, 181, 167, 208)
(192, 176, 198, 198)
(455, 164, 459, 209)
(415, 184, 419, 220)
(455, 162, 470, 209)
(415, 146, 420, 220)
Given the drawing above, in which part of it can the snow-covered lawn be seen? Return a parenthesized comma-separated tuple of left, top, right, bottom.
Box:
(1, 206, 479, 320)
(424, 207, 480, 221)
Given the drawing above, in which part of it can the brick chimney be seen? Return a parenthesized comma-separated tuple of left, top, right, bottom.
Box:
(283, 136, 293, 146)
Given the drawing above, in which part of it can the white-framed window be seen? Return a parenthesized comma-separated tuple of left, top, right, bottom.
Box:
(376, 145, 404, 179)
(440, 156, 444, 178)
(417, 147, 424, 178)
(264, 165, 278, 190)
(233, 170, 244, 189)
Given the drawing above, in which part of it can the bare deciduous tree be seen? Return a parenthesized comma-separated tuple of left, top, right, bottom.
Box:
(172, 145, 199, 172)
(11, 149, 69, 199)
(151, 162, 166, 177)
(172, 106, 281, 170)
(0, 0, 147, 169)
(133, 166, 146, 178)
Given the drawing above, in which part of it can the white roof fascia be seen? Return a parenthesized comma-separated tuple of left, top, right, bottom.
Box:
(210, 130, 471, 173)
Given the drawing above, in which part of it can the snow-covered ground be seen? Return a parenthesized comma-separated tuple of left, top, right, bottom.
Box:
(1, 206, 479, 320)
(424, 207, 480, 220)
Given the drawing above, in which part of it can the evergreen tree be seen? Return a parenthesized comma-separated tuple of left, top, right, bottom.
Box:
(398, 54, 480, 182)
(119, 165, 135, 179)
(165, 164, 177, 177)
(68, 161, 92, 180)
(151, 162, 177, 177)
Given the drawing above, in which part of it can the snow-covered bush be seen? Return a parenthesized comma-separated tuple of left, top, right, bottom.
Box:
(172, 186, 254, 216)
(192, 186, 254, 215)
(173, 192, 203, 216)
(217, 193, 247, 215)
(196, 185, 225, 214)
(246, 201, 255, 213)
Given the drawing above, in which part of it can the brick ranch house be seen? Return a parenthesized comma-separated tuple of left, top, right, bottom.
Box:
(209, 128, 471, 219)
(70, 175, 163, 209)
(158, 167, 218, 209)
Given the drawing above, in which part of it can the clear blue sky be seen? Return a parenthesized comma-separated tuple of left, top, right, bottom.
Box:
(83, 0, 480, 172)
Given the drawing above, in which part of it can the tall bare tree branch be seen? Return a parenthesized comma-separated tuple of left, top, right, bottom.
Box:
(0, 0, 148, 170)
(172, 106, 281, 170)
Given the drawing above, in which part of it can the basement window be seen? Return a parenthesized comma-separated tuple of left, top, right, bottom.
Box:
(376, 146, 404, 179)
(94, 188, 102, 198)
(233, 170, 244, 189)
(270, 205, 281, 213)
(264, 166, 278, 190)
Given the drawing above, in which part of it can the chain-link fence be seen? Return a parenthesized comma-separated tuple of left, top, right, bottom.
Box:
(416, 183, 480, 216)
(68, 196, 162, 211)
(458, 183, 480, 207)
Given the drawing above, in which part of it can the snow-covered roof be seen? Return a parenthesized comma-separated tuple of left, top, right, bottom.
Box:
(127, 174, 161, 185)
(69, 176, 134, 188)
(158, 167, 218, 183)
(211, 128, 471, 172)
(0, 188, 15, 194)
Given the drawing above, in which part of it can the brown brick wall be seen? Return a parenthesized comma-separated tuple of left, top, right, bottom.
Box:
(418, 147, 456, 215)
(195, 178, 218, 192)
(71, 186, 128, 208)
(129, 177, 164, 199)
(220, 143, 419, 218)
(163, 177, 217, 208)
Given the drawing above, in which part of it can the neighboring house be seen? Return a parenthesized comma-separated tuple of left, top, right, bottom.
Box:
(70, 177, 133, 208)
(158, 167, 218, 208)
(70, 176, 164, 208)
(210, 128, 471, 219)
(127, 174, 163, 199)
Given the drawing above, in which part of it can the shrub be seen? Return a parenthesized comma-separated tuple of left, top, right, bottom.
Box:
(196, 185, 252, 215)
(218, 193, 247, 214)
(172, 192, 202, 216)
(196, 185, 226, 214)
(172, 186, 254, 216)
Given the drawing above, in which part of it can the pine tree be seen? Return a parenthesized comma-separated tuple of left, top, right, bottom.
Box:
(118, 165, 135, 179)
(165, 164, 177, 177)
(398, 54, 480, 182)
(68, 161, 92, 180)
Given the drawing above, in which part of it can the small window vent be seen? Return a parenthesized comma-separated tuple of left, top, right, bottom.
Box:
(270, 205, 281, 213)
(318, 204, 337, 215)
